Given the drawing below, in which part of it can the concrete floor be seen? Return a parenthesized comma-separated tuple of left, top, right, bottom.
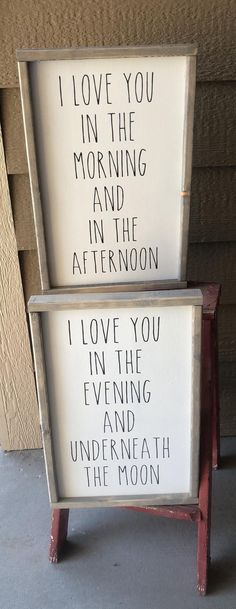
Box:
(0, 437, 236, 609)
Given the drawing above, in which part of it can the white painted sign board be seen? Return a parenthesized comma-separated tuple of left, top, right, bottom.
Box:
(18, 45, 196, 290)
(29, 289, 202, 508)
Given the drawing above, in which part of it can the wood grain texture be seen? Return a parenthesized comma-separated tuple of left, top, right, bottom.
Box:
(0, 125, 41, 450)
(30, 313, 58, 503)
(16, 44, 198, 61)
(17, 62, 50, 290)
(0, 0, 235, 86)
(196, 304, 236, 364)
(187, 243, 236, 305)
(1, 82, 235, 175)
(189, 168, 236, 243)
(28, 289, 203, 311)
(9, 174, 36, 250)
(179, 54, 196, 279)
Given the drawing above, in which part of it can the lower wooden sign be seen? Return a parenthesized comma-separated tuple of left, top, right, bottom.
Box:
(28, 289, 202, 508)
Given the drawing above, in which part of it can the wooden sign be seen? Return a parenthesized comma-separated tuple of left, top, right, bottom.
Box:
(28, 289, 202, 508)
(18, 45, 197, 291)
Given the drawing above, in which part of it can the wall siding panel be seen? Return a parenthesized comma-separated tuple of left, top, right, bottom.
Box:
(19, 250, 41, 304)
(0, 125, 41, 450)
(9, 174, 36, 250)
(219, 363, 236, 436)
(0, 0, 235, 87)
(218, 306, 236, 363)
(187, 243, 236, 305)
(190, 168, 236, 243)
(0, 88, 28, 174)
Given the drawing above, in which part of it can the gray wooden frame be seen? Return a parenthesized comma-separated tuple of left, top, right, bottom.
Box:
(17, 45, 197, 292)
(28, 288, 202, 509)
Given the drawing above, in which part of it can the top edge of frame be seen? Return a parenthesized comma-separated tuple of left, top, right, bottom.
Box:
(16, 44, 198, 62)
(28, 288, 203, 312)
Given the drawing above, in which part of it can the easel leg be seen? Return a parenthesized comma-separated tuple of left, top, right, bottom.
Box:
(212, 316, 220, 469)
(197, 451, 212, 595)
(197, 319, 212, 595)
(49, 509, 69, 563)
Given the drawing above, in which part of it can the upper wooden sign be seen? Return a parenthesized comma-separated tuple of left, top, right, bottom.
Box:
(17, 45, 197, 291)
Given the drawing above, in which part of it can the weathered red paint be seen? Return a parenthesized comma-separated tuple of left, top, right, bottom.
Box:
(189, 282, 221, 468)
(49, 508, 69, 563)
(197, 317, 212, 595)
(125, 504, 200, 522)
(211, 314, 220, 469)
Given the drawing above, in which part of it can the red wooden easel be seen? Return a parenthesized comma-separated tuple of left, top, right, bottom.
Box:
(48, 283, 221, 595)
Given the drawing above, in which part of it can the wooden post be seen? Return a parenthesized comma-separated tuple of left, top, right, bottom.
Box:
(212, 314, 220, 469)
(49, 509, 69, 563)
(189, 281, 221, 469)
(197, 317, 212, 595)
